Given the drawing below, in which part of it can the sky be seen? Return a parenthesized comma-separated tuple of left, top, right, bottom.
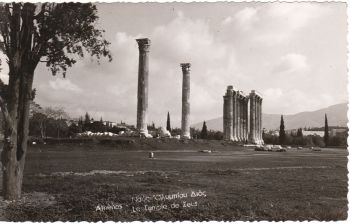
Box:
(0, 2, 347, 128)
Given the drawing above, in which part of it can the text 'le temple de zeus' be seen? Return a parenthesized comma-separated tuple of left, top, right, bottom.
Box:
(136, 38, 191, 139)
(223, 86, 264, 144)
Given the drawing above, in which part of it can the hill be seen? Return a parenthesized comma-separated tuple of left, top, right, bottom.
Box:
(192, 103, 348, 131)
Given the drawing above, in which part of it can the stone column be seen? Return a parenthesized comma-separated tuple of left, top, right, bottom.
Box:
(136, 38, 151, 135)
(181, 63, 191, 139)
(223, 95, 228, 140)
(236, 94, 241, 142)
(239, 97, 243, 142)
(232, 91, 238, 141)
(241, 97, 245, 141)
(242, 99, 245, 142)
(257, 97, 261, 144)
(223, 86, 234, 141)
(255, 96, 260, 144)
(246, 98, 250, 142)
(227, 86, 234, 140)
(243, 98, 248, 142)
(255, 97, 258, 143)
(260, 98, 264, 144)
(249, 91, 256, 144)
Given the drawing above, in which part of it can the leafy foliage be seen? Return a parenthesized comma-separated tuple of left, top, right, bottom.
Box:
(191, 127, 223, 140)
(0, 2, 112, 77)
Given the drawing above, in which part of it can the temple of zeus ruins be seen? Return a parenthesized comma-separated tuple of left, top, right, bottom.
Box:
(135, 38, 264, 144)
(223, 86, 264, 144)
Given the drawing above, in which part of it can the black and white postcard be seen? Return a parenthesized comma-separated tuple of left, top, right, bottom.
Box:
(0, 0, 348, 222)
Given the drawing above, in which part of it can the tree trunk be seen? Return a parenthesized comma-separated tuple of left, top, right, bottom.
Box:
(1, 70, 34, 200)
(1, 3, 37, 200)
(1, 70, 21, 200)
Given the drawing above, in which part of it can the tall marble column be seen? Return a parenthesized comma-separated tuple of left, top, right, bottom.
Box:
(260, 98, 264, 144)
(252, 92, 264, 145)
(232, 91, 238, 141)
(227, 86, 234, 140)
(236, 94, 241, 142)
(241, 99, 245, 142)
(181, 63, 191, 139)
(249, 91, 257, 144)
(223, 86, 234, 141)
(136, 38, 151, 135)
(223, 95, 228, 140)
(243, 97, 248, 142)
(258, 98, 264, 144)
(239, 96, 244, 141)
(241, 98, 244, 142)
(258, 99, 261, 142)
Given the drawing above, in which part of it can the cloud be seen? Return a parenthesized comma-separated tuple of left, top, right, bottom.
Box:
(272, 53, 308, 74)
(254, 3, 330, 44)
(234, 7, 258, 29)
(221, 16, 233, 25)
(263, 88, 283, 99)
(267, 3, 328, 30)
(49, 78, 82, 93)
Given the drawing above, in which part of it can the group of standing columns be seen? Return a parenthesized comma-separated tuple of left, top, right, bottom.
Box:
(223, 86, 264, 145)
(223, 86, 249, 142)
(136, 38, 191, 139)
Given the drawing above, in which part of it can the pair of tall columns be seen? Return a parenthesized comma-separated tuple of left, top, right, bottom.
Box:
(223, 87, 249, 142)
(249, 90, 264, 145)
(136, 38, 191, 139)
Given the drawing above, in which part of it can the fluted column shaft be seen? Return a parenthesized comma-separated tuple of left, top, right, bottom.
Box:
(241, 99, 245, 142)
(240, 97, 244, 141)
(227, 88, 234, 140)
(260, 98, 264, 144)
(223, 86, 234, 141)
(243, 99, 248, 142)
(249, 93, 256, 143)
(238, 98, 241, 141)
(223, 96, 228, 140)
(233, 92, 238, 141)
(181, 63, 191, 139)
(136, 38, 151, 134)
(255, 97, 259, 143)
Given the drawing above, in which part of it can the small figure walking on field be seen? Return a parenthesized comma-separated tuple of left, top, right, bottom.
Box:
(149, 152, 154, 159)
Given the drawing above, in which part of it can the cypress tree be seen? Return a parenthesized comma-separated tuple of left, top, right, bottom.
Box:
(324, 114, 329, 147)
(201, 121, 208, 139)
(279, 115, 286, 145)
(297, 128, 303, 137)
(166, 112, 171, 132)
(84, 112, 90, 125)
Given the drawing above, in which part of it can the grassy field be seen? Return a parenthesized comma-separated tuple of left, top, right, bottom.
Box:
(0, 138, 348, 221)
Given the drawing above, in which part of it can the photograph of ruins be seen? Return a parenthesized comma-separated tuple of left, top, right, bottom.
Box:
(0, 1, 348, 222)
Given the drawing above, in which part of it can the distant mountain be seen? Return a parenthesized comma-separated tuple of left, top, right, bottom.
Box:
(192, 103, 348, 131)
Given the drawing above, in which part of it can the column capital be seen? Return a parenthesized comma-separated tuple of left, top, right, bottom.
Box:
(180, 63, 191, 72)
(136, 38, 151, 52)
(226, 86, 233, 96)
